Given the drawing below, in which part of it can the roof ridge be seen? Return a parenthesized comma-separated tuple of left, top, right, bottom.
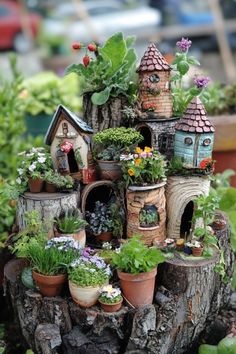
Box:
(137, 43, 171, 72)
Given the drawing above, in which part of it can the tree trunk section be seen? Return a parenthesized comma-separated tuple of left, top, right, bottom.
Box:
(16, 192, 80, 231)
(4, 212, 234, 354)
(83, 94, 127, 133)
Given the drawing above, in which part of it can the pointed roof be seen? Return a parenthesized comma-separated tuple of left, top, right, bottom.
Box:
(175, 97, 215, 133)
(44, 104, 93, 145)
(137, 43, 171, 72)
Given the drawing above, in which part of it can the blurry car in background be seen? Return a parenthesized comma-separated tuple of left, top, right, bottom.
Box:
(0, 0, 41, 52)
(42, 0, 161, 44)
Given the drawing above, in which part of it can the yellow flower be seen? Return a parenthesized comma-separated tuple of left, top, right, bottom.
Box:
(128, 168, 135, 176)
(134, 158, 141, 165)
(135, 147, 143, 154)
(144, 146, 152, 153)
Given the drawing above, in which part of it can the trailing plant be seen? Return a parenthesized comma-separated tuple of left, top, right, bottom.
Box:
(55, 209, 87, 233)
(86, 201, 114, 235)
(68, 248, 111, 287)
(112, 235, 165, 274)
(121, 147, 166, 186)
(99, 285, 122, 304)
(66, 32, 138, 105)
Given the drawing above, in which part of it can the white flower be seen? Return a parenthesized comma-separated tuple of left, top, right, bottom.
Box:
(17, 168, 24, 175)
(16, 177, 22, 185)
(28, 163, 36, 172)
(38, 156, 46, 163)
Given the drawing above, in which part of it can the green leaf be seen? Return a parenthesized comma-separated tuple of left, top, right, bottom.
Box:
(171, 73, 181, 82)
(100, 32, 126, 76)
(218, 337, 236, 354)
(194, 228, 205, 237)
(189, 87, 201, 96)
(126, 35, 136, 48)
(198, 344, 218, 354)
(187, 56, 200, 66)
(65, 64, 80, 75)
(91, 87, 111, 105)
(177, 61, 190, 75)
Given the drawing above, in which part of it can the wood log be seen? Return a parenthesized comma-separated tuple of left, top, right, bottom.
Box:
(83, 94, 127, 133)
(16, 192, 80, 231)
(4, 212, 234, 354)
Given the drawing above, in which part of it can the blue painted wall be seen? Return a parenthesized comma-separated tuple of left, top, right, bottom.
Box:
(174, 131, 214, 168)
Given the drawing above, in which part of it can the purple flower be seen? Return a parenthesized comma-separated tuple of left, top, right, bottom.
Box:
(193, 76, 210, 89)
(176, 37, 192, 52)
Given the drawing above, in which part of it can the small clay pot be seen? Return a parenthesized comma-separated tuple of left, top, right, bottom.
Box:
(99, 298, 123, 313)
(192, 247, 203, 257)
(28, 177, 44, 193)
(69, 281, 102, 308)
(57, 229, 86, 248)
(97, 232, 112, 243)
(32, 271, 67, 297)
(45, 182, 57, 193)
(97, 160, 122, 181)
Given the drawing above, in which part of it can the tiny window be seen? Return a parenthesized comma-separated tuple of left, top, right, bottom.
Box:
(184, 137, 193, 145)
(149, 74, 160, 83)
(203, 138, 211, 146)
(62, 122, 68, 135)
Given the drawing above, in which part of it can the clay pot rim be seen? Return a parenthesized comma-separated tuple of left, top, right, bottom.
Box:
(138, 225, 160, 231)
(96, 160, 120, 164)
(98, 298, 123, 306)
(128, 179, 166, 191)
(32, 270, 67, 280)
(117, 268, 157, 281)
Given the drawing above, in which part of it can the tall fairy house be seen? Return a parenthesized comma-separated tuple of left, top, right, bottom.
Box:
(174, 97, 215, 168)
(137, 43, 172, 119)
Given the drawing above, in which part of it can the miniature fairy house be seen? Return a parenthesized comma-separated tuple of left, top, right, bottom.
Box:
(166, 175, 211, 239)
(174, 97, 215, 168)
(137, 43, 172, 119)
(45, 105, 93, 179)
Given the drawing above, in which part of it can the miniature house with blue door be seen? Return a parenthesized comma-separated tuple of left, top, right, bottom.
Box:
(174, 97, 215, 168)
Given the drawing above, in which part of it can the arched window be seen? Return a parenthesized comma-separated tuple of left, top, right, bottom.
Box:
(139, 205, 159, 228)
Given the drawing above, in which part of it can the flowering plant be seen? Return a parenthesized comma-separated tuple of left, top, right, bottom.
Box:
(99, 285, 122, 304)
(16, 147, 52, 187)
(68, 248, 111, 287)
(86, 201, 114, 235)
(199, 158, 215, 173)
(171, 37, 210, 116)
(121, 147, 166, 186)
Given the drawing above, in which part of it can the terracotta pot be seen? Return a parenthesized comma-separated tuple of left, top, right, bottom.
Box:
(97, 232, 112, 243)
(32, 271, 67, 297)
(58, 229, 86, 248)
(45, 182, 57, 193)
(212, 218, 227, 230)
(97, 160, 122, 181)
(117, 268, 157, 308)
(99, 298, 123, 313)
(28, 177, 44, 193)
(69, 281, 102, 307)
(82, 166, 97, 184)
(192, 247, 203, 257)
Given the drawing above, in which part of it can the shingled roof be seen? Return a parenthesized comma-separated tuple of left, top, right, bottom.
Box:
(137, 43, 171, 72)
(175, 97, 215, 133)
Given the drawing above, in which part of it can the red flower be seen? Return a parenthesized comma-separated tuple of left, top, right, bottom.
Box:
(87, 43, 97, 52)
(72, 42, 82, 50)
(200, 158, 214, 171)
(83, 55, 90, 67)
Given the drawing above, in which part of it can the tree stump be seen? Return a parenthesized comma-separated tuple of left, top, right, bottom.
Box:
(83, 94, 128, 133)
(16, 192, 80, 230)
(4, 212, 234, 354)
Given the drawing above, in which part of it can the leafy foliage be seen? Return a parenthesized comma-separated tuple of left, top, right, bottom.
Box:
(55, 209, 87, 233)
(199, 336, 236, 354)
(112, 235, 165, 274)
(93, 127, 143, 149)
(86, 201, 114, 235)
(66, 32, 137, 105)
(43, 170, 74, 189)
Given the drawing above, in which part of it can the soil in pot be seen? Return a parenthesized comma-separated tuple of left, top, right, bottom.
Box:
(99, 298, 123, 313)
(28, 177, 44, 193)
(117, 268, 157, 308)
(32, 271, 67, 297)
(97, 160, 122, 181)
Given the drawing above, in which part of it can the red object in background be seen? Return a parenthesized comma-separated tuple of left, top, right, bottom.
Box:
(0, 1, 41, 52)
(60, 141, 73, 154)
(82, 166, 97, 184)
(213, 150, 236, 187)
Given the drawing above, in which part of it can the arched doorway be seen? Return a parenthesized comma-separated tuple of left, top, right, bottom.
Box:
(138, 126, 152, 149)
(67, 149, 79, 173)
(180, 201, 194, 239)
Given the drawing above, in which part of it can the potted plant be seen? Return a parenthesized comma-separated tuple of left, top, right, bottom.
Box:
(112, 235, 165, 308)
(93, 127, 143, 181)
(54, 209, 88, 247)
(43, 170, 74, 193)
(98, 285, 123, 313)
(86, 201, 114, 243)
(16, 147, 52, 193)
(191, 240, 204, 257)
(25, 235, 81, 297)
(66, 32, 138, 132)
(68, 247, 111, 307)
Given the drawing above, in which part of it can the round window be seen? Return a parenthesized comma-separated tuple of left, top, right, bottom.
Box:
(184, 137, 193, 145)
(149, 74, 160, 83)
(203, 138, 211, 146)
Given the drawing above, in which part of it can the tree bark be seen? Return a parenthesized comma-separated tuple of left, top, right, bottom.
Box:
(16, 192, 80, 231)
(4, 212, 234, 354)
(83, 94, 128, 133)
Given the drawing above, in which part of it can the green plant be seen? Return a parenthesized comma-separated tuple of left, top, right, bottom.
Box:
(199, 336, 236, 354)
(109, 203, 124, 238)
(74, 147, 84, 168)
(68, 250, 111, 286)
(66, 32, 138, 105)
(86, 201, 114, 235)
(140, 207, 159, 227)
(112, 235, 165, 274)
(96, 144, 122, 161)
(44, 170, 74, 189)
(121, 147, 166, 186)
(99, 285, 122, 304)
(55, 209, 87, 233)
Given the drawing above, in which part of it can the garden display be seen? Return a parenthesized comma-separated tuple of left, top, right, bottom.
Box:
(2, 33, 235, 354)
